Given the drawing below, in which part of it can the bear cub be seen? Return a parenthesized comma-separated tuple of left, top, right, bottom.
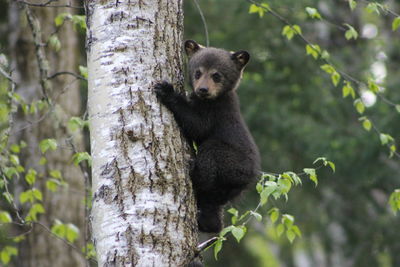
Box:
(155, 40, 260, 233)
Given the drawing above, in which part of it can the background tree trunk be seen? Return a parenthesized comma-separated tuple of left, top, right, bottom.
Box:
(86, 0, 198, 266)
(7, 1, 86, 266)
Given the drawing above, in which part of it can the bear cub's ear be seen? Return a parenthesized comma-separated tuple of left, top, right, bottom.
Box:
(231, 50, 250, 70)
(185, 40, 204, 58)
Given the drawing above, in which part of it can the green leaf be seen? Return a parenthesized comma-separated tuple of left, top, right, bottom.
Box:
(278, 177, 292, 194)
(344, 23, 358, 40)
(331, 72, 341, 87)
(321, 50, 330, 59)
(0, 211, 12, 223)
(320, 64, 335, 74)
(10, 144, 20, 153)
(10, 154, 20, 166)
(220, 225, 234, 237)
(50, 170, 62, 179)
(286, 229, 296, 243)
(269, 208, 279, 224)
(1, 246, 18, 264)
(72, 152, 92, 166)
(227, 208, 238, 217)
(39, 139, 58, 153)
(4, 167, 18, 179)
(232, 226, 246, 243)
(25, 169, 37, 185)
(251, 211, 262, 222)
(305, 7, 322, 19)
(79, 66, 88, 79)
(32, 188, 43, 201)
(48, 34, 61, 52)
(362, 118, 372, 131)
(393, 17, 400, 31)
(276, 223, 284, 237)
(51, 220, 67, 238)
(292, 225, 302, 237)
(395, 105, 400, 113)
(249, 4, 259, 14)
(354, 99, 365, 114)
(379, 133, 394, 145)
(214, 239, 223, 260)
(303, 168, 318, 186)
(328, 161, 336, 173)
(39, 156, 47, 165)
(282, 214, 294, 228)
(368, 79, 380, 93)
(71, 15, 87, 30)
(20, 191, 33, 204)
(260, 181, 277, 205)
(26, 203, 45, 221)
(66, 224, 80, 243)
(342, 81, 356, 99)
(305, 44, 321, 59)
(366, 2, 381, 14)
(68, 117, 87, 132)
(46, 179, 59, 192)
(349, 0, 357, 10)
(388, 189, 400, 213)
(54, 12, 71, 27)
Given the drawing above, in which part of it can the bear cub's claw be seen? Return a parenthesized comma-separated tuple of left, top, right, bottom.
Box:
(154, 81, 174, 99)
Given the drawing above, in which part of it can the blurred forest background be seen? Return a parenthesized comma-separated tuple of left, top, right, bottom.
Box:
(0, 0, 399, 266)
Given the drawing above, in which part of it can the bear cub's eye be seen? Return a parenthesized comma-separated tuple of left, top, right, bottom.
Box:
(194, 70, 202, 80)
(212, 73, 221, 83)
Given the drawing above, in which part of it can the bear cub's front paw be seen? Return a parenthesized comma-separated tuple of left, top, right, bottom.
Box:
(154, 81, 174, 100)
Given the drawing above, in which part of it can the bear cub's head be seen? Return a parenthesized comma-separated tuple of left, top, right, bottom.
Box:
(185, 40, 250, 100)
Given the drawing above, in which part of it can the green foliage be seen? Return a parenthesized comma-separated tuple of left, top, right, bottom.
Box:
(26, 203, 45, 222)
(353, 99, 365, 114)
(389, 190, 400, 213)
(54, 13, 71, 26)
(359, 117, 372, 131)
(48, 34, 61, 52)
(342, 81, 356, 99)
(303, 168, 318, 186)
(0, 211, 12, 223)
(282, 25, 302, 40)
(68, 116, 89, 132)
(72, 152, 92, 166)
(305, 44, 321, 60)
(365, 2, 383, 14)
(55, 13, 86, 31)
(344, 23, 358, 40)
(305, 7, 321, 20)
(249, 3, 270, 18)
(393, 17, 400, 31)
(39, 138, 58, 153)
(79, 66, 88, 79)
(0, 246, 18, 265)
(51, 220, 80, 243)
(82, 243, 97, 259)
(348, 0, 357, 11)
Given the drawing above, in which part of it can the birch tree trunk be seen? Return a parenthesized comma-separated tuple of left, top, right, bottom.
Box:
(86, 1, 198, 266)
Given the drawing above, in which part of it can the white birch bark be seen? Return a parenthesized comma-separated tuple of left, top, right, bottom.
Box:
(86, 1, 198, 266)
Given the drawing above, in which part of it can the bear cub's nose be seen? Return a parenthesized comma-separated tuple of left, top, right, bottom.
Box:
(198, 87, 208, 94)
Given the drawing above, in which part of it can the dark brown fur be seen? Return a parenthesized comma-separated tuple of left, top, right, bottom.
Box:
(155, 40, 260, 233)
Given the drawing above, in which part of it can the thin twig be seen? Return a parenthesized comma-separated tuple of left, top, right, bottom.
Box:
(48, 71, 87, 81)
(25, 6, 51, 103)
(192, 0, 209, 47)
(16, 0, 84, 9)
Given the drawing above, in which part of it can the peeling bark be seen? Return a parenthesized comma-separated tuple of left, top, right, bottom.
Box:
(86, 1, 198, 266)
